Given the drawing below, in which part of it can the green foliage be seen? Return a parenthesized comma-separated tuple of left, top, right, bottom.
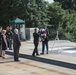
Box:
(0, 0, 49, 28)
(54, 0, 76, 10)
(0, 0, 76, 42)
(48, 1, 76, 42)
(48, 2, 65, 30)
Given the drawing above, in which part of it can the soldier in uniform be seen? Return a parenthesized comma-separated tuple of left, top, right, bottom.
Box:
(6, 26, 12, 50)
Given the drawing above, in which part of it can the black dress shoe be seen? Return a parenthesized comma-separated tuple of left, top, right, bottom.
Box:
(40, 53, 44, 55)
(14, 60, 21, 62)
(0, 55, 2, 57)
(9, 48, 12, 50)
(32, 55, 35, 57)
(37, 54, 39, 56)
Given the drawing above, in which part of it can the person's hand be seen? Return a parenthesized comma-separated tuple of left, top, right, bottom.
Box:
(41, 38, 44, 41)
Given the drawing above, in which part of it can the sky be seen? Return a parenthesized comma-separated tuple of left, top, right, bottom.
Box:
(45, 0, 54, 3)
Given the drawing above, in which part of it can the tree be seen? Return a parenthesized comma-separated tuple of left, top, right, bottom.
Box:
(47, 2, 67, 39)
(48, 2, 65, 30)
(54, 0, 76, 10)
(53, 0, 76, 41)
(0, 0, 27, 27)
(0, 0, 49, 28)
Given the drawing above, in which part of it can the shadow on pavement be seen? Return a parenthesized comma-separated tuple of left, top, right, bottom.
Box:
(6, 51, 76, 70)
(0, 60, 15, 64)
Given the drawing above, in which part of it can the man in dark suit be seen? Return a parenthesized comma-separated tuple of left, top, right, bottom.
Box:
(32, 28, 39, 56)
(13, 29, 21, 61)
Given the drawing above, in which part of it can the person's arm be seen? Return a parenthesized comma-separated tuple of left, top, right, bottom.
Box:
(16, 34, 21, 46)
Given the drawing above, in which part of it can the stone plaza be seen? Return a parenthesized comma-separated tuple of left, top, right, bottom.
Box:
(0, 40, 76, 75)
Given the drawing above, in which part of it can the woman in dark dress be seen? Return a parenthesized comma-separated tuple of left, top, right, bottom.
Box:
(2, 30, 7, 59)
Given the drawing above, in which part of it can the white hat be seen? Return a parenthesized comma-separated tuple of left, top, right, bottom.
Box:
(42, 29, 45, 32)
(14, 28, 18, 34)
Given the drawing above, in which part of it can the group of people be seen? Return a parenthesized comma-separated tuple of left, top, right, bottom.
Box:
(0, 26, 12, 58)
(32, 27, 49, 56)
(0, 25, 49, 61)
(0, 26, 21, 61)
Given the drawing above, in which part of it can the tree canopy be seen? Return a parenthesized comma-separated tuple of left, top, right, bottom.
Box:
(54, 0, 76, 10)
(0, 0, 49, 28)
(0, 0, 76, 41)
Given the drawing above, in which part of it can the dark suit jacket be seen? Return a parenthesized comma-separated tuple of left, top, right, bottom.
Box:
(33, 32, 39, 44)
(13, 33, 21, 48)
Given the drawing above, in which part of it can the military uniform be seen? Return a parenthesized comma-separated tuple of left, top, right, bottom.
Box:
(6, 29, 12, 50)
